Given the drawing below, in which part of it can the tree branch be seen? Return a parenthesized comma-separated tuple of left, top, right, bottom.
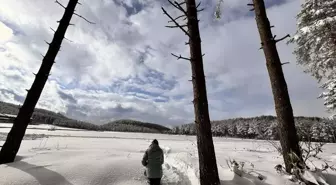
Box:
(77, 2, 82, 5)
(73, 13, 95, 24)
(196, 2, 201, 8)
(177, 1, 186, 6)
(166, 24, 187, 28)
(55, 0, 66, 9)
(44, 40, 50, 45)
(168, 14, 187, 23)
(64, 37, 73, 43)
(247, 3, 254, 11)
(197, 8, 205, 12)
(196, 2, 205, 12)
(281, 62, 290, 65)
(171, 0, 187, 15)
(162, 7, 190, 37)
(50, 27, 56, 33)
(50, 28, 71, 43)
(275, 34, 290, 43)
(171, 53, 191, 61)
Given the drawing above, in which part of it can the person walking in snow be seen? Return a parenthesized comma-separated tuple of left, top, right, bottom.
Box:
(141, 139, 164, 185)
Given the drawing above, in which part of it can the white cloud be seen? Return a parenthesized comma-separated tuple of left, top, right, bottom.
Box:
(0, 22, 13, 43)
(0, 0, 329, 126)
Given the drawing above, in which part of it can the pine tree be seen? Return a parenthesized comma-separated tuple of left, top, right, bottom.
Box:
(0, 0, 93, 164)
(250, 0, 303, 173)
(289, 0, 336, 114)
(162, 0, 220, 184)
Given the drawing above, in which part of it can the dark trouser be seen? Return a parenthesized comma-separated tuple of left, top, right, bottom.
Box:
(148, 178, 161, 185)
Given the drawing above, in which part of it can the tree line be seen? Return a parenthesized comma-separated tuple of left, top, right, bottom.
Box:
(170, 115, 336, 143)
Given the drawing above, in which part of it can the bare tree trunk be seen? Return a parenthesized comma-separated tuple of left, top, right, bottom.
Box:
(162, 0, 220, 184)
(0, 0, 78, 164)
(251, 0, 303, 173)
(185, 0, 220, 184)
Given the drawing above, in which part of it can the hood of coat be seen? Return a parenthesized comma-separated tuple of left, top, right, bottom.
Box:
(148, 143, 161, 152)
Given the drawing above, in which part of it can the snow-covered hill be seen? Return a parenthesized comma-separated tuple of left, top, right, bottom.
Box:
(0, 124, 336, 185)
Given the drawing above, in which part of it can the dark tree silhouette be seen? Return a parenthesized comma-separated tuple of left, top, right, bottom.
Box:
(0, 0, 94, 164)
(249, 0, 303, 172)
(162, 0, 220, 184)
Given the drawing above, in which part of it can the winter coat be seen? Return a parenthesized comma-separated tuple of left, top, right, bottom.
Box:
(141, 143, 164, 178)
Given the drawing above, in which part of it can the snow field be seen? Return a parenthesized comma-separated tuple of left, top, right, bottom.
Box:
(0, 124, 336, 185)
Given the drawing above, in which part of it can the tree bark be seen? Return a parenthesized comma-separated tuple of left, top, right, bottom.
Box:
(185, 0, 220, 184)
(252, 0, 302, 173)
(0, 0, 78, 164)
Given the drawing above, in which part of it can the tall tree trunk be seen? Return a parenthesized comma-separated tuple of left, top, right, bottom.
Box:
(252, 0, 302, 173)
(0, 0, 78, 164)
(186, 0, 220, 184)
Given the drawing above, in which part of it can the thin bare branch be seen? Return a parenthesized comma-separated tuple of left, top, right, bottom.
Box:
(77, 2, 82, 5)
(175, 1, 189, 14)
(64, 37, 73, 43)
(185, 42, 189, 45)
(162, 7, 190, 37)
(197, 8, 205, 12)
(73, 13, 95, 24)
(55, 0, 66, 9)
(168, 14, 187, 23)
(44, 40, 50, 45)
(171, 53, 190, 61)
(271, 25, 275, 28)
(50, 27, 56, 33)
(281, 62, 290, 65)
(40, 53, 45, 58)
(166, 0, 186, 15)
(275, 34, 290, 43)
(178, 1, 186, 6)
(196, 2, 201, 8)
(247, 3, 254, 11)
(166, 24, 187, 28)
(69, 23, 75, 26)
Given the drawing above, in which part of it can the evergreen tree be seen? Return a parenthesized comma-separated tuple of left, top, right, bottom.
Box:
(289, 0, 336, 114)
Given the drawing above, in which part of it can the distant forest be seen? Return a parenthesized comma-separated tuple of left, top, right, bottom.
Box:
(1, 101, 335, 143)
(0, 101, 170, 133)
(171, 116, 336, 143)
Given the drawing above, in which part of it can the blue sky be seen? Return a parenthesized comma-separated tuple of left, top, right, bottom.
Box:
(0, 0, 329, 126)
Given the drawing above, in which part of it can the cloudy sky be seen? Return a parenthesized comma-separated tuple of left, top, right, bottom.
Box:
(0, 0, 329, 126)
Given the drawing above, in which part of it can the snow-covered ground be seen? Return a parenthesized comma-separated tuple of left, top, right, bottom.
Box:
(0, 124, 336, 185)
